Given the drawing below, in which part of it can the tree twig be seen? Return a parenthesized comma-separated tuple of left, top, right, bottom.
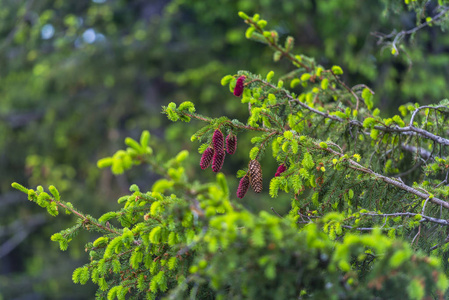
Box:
(371, 6, 449, 56)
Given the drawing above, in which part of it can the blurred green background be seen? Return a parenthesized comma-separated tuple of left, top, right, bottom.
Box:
(1, 0, 448, 298)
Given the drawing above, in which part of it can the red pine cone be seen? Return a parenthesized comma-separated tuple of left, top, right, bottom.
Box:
(233, 75, 246, 97)
(212, 129, 224, 152)
(226, 133, 237, 155)
(212, 149, 225, 172)
(274, 164, 286, 177)
(237, 175, 250, 199)
(200, 147, 214, 170)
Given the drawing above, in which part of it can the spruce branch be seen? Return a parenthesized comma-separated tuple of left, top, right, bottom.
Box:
(325, 146, 449, 209)
(340, 225, 396, 231)
(360, 212, 449, 227)
(181, 111, 277, 133)
(400, 144, 434, 161)
(178, 79, 448, 211)
(329, 69, 362, 111)
(409, 105, 448, 127)
(244, 18, 311, 72)
(183, 99, 448, 211)
(251, 78, 449, 146)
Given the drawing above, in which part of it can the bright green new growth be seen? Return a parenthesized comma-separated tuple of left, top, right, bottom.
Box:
(96, 131, 153, 174)
(11, 9, 449, 300)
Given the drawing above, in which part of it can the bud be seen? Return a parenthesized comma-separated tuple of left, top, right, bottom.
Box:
(237, 175, 250, 199)
(249, 160, 263, 193)
(200, 147, 214, 170)
(274, 164, 286, 177)
(233, 75, 246, 97)
(212, 149, 225, 172)
(226, 133, 237, 155)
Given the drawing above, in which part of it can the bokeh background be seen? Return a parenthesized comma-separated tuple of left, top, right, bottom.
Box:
(1, 0, 448, 298)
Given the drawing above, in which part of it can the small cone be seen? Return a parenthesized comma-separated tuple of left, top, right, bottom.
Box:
(233, 76, 246, 97)
(237, 175, 250, 199)
(200, 147, 214, 170)
(226, 133, 237, 155)
(249, 160, 263, 193)
(211, 129, 225, 172)
(212, 129, 224, 152)
(212, 150, 225, 172)
(274, 164, 286, 177)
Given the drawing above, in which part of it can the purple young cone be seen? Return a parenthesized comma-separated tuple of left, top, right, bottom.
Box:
(237, 175, 250, 199)
(212, 129, 224, 152)
(233, 76, 246, 97)
(200, 147, 214, 170)
(226, 134, 237, 155)
(212, 149, 225, 172)
(275, 164, 287, 177)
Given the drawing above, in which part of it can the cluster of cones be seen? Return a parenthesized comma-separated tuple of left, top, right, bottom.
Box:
(200, 129, 237, 173)
(237, 160, 263, 199)
(236, 162, 287, 199)
(200, 75, 288, 199)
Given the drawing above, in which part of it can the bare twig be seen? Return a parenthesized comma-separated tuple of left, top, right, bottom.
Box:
(340, 225, 395, 231)
(421, 197, 431, 215)
(430, 235, 449, 251)
(435, 171, 449, 188)
(393, 161, 422, 178)
(400, 144, 434, 161)
(330, 70, 361, 110)
(411, 225, 421, 246)
(360, 212, 449, 226)
(271, 207, 283, 218)
(372, 6, 449, 56)
(409, 105, 447, 127)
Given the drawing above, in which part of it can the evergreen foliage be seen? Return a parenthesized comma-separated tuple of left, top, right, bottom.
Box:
(9, 2, 449, 299)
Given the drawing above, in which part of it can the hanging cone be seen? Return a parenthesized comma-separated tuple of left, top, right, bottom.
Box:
(200, 147, 214, 170)
(249, 159, 263, 193)
(233, 75, 246, 97)
(226, 133, 237, 155)
(212, 149, 225, 172)
(212, 129, 224, 152)
(237, 175, 250, 199)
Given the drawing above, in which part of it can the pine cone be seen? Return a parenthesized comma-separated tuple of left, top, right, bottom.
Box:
(226, 133, 237, 155)
(212, 129, 224, 152)
(212, 149, 225, 172)
(200, 147, 214, 170)
(249, 159, 263, 193)
(233, 75, 246, 97)
(274, 164, 286, 177)
(237, 175, 250, 199)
